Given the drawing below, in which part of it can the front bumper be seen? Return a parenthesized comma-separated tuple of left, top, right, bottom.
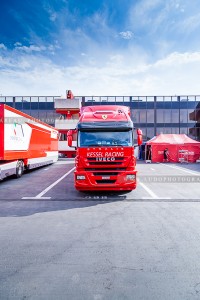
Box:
(75, 171, 137, 191)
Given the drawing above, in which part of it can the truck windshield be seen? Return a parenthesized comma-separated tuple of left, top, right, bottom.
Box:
(78, 130, 133, 147)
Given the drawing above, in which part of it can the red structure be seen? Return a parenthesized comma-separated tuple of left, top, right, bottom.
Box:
(54, 90, 80, 158)
(68, 105, 143, 191)
(146, 134, 200, 163)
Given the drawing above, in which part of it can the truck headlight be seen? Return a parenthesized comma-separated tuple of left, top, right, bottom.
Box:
(126, 174, 136, 181)
(77, 175, 86, 180)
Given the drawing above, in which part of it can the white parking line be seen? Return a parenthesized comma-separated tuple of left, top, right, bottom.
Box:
(22, 167, 75, 199)
(161, 164, 200, 175)
(139, 181, 171, 199)
(139, 181, 158, 198)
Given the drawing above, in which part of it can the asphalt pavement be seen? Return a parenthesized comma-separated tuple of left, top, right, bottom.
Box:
(0, 160, 200, 299)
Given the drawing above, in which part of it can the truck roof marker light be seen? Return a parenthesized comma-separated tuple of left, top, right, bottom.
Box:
(94, 111, 114, 114)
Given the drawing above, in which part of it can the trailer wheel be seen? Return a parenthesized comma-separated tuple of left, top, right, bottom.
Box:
(16, 160, 24, 178)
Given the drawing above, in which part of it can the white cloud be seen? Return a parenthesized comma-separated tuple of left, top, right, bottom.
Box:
(177, 13, 200, 34)
(1, 49, 200, 96)
(119, 31, 133, 40)
(15, 45, 47, 52)
(14, 42, 22, 47)
(13, 43, 61, 55)
(50, 13, 57, 22)
(153, 51, 200, 67)
(128, 0, 192, 37)
(0, 43, 7, 50)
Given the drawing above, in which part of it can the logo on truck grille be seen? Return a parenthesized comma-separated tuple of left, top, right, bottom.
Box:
(96, 157, 115, 161)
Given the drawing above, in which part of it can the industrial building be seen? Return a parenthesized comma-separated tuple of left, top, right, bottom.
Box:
(0, 95, 199, 141)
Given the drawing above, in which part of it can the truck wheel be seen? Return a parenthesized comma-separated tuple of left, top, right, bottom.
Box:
(16, 160, 24, 178)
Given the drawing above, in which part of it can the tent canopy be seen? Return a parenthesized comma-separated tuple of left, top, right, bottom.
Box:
(145, 134, 200, 162)
(147, 134, 199, 145)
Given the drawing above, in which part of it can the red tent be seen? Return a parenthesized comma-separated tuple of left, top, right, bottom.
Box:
(146, 134, 200, 163)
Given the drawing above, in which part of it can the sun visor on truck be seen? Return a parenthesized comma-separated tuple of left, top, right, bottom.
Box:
(78, 121, 133, 131)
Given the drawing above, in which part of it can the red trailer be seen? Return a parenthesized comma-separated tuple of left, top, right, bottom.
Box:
(0, 104, 58, 180)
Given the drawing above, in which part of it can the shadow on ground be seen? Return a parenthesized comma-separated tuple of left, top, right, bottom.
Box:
(0, 190, 131, 218)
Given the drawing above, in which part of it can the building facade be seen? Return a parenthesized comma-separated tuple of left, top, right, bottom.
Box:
(0, 95, 200, 141)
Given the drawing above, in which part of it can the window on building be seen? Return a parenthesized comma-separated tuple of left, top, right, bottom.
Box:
(38, 97, 46, 102)
(147, 97, 154, 102)
(140, 110, 147, 123)
(46, 111, 56, 125)
(0, 97, 6, 102)
(141, 128, 147, 141)
(131, 110, 139, 123)
(164, 109, 171, 123)
(157, 109, 164, 123)
(5, 97, 13, 103)
(156, 127, 164, 134)
(163, 127, 171, 134)
(171, 127, 179, 134)
(30, 110, 39, 119)
(146, 127, 154, 140)
(171, 109, 179, 123)
(180, 127, 188, 135)
(47, 97, 54, 102)
(180, 110, 188, 123)
(108, 97, 116, 102)
(39, 111, 47, 123)
(115, 96, 123, 102)
(146, 109, 154, 123)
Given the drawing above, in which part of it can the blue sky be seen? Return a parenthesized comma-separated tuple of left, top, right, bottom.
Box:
(1, 0, 200, 96)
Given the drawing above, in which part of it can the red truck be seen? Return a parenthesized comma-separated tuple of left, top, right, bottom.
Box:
(0, 104, 58, 180)
(67, 105, 142, 191)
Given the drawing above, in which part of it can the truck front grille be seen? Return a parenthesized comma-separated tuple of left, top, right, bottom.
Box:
(87, 157, 124, 161)
(88, 162, 123, 165)
(93, 172, 119, 176)
(96, 180, 116, 184)
(85, 168, 126, 171)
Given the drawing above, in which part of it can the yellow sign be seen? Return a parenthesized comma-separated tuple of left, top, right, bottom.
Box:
(102, 115, 107, 120)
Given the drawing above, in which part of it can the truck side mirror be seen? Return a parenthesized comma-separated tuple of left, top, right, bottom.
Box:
(67, 130, 73, 147)
(137, 128, 143, 146)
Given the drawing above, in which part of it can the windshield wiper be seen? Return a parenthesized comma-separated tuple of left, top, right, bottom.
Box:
(86, 144, 129, 147)
(111, 144, 129, 146)
(87, 144, 103, 147)
(97, 144, 126, 146)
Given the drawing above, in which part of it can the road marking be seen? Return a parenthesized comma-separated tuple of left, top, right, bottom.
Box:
(150, 168, 155, 170)
(139, 181, 171, 199)
(22, 197, 52, 200)
(22, 167, 75, 199)
(139, 181, 159, 199)
(141, 197, 171, 199)
(161, 164, 200, 175)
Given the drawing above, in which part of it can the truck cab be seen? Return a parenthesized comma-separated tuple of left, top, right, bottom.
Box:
(68, 105, 142, 191)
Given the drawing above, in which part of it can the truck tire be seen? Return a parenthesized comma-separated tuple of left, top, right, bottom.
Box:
(16, 160, 24, 178)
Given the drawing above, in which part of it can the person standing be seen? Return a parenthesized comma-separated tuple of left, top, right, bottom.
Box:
(163, 148, 169, 162)
(146, 145, 152, 161)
